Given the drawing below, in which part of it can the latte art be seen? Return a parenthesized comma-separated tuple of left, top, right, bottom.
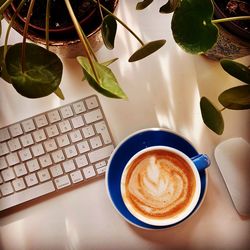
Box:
(122, 150, 196, 220)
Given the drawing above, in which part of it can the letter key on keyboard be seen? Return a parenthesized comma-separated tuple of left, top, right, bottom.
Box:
(0, 95, 115, 212)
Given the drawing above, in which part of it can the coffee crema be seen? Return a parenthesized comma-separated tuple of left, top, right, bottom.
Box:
(122, 149, 196, 220)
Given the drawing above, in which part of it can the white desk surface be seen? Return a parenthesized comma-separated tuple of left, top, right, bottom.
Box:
(0, 1, 249, 249)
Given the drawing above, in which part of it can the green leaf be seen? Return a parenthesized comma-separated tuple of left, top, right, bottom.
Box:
(5, 43, 63, 98)
(219, 85, 250, 110)
(160, 0, 180, 14)
(77, 56, 127, 99)
(101, 15, 117, 50)
(54, 87, 65, 100)
(171, 0, 218, 54)
(101, 58, 119, 67)
(200, 97, 224, 135)
(129, 39, 166, 62)
(0, 46, 11, 83)
(220, 59, 250, 84)
(136, 0, 154, 10)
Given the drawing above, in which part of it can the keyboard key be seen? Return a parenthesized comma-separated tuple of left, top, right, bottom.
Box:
(14, 163, 28, 177)
(60, 106, 74, 119)
(31, 143, 45, 157)
(89, 135, 102, 149)
(25, 173, 39, 187)
(50, 164, 63, 177)
(56, 134, 70, 147)
(82, 166, 96, 179)
(85, 96, 99, 110)
(75, 155, 88, 168)
(0, 182, 14, 196)
(21, 119, 36, 132)
(26, 159, 40, 172)
(0, 181, 55, 211)
(0, 142, 9, 156)
(19, 148, 32, 162)
(76, 141, 90, 154)
(12, 178, 26, 191)
(0, 128, 11, 142)
(94, 121, 112, 144)
(9, 123, 23, 137)
(8, 138, 22, 152)
(84, 109, 103, 124)
(46, 124, 59, 138)
(51, 150, 65, 163)
(69, 130, 82, 143)
(97, 166, 106, 175)
(1, 168, 15, 182)
(33, 129, 47, 142)
(95, 161, 106, 169)
(44, 139, 57, 153)
(6, 152, 20, 166)
(73, 101, 86, 114)
(20, 134, 34, 147)
(37, 169, 51, 182)
(71, 116, 84, 129)
(58, 120, 72, 133)
(47, 110, 61, 123)
(82, 125, 95, 138)
(62, 160, 76, 173)
(70, 170, 84, 183)
(39, 154, 52, 168)
(88, 145, 114, 163)
(54, 175, 71, 189)
(35, 115, 48, 128)
(64, 145, 77, 159)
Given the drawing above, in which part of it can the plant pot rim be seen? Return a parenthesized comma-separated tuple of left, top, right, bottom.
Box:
(213, 0, 250, 41)
(10, 1, 97, 34)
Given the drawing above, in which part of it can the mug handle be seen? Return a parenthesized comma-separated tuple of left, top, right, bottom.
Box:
(191, 154, 210, 171)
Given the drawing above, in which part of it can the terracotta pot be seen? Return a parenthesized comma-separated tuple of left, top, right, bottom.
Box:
(4, 0, 119, 58)
(204, 0, 250, 60)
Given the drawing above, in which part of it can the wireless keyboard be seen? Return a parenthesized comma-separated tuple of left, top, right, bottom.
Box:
(0, 95, 115, 212)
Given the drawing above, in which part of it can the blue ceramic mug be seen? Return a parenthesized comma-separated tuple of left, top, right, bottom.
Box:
(106, 128, 210, 229)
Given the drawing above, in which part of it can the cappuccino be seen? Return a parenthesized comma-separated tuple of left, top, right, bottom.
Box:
(121, 147, 200, 225)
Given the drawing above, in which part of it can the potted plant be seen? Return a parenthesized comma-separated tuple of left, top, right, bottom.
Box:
(0, 0, 166, 99)
(137, 0, 250, 134)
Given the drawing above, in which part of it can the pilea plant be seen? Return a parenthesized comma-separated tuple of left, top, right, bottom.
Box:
(137, 0, 250, 134)
(200, 59, 250, 135)
(0, 0, 166, 99)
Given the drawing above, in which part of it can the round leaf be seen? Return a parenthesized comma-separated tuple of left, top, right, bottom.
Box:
(200, 97, 224, 135)
(77, 56, 127, 99)
(220, 59, 250, 84)
(5, 43, 63, 98)
(101, 15, 117, 50)
(171, 0, 218, 54)
(219, 85, 250, 110)
(136, 0, 154, 10)
(129, 39, 166, 62)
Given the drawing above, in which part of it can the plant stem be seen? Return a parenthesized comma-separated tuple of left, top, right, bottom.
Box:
(97, 0, 104, 20)
(21, 0, 35, 73)
(92, 0, 145, 46)
(45, 0, 51, 50)
(4, 0, 26, 57)
(64, 0, 99, 81)
(0, 0, 13, 14)
(212, 16, 250, 24)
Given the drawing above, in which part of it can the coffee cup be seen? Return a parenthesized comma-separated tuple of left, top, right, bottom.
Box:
(120, 146, 210, 226)
(106, 128, 210, 229)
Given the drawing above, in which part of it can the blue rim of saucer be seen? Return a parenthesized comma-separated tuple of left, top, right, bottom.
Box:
(106, 128, 208, 230)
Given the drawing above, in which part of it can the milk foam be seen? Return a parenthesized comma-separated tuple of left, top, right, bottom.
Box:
(123, 150, 196, 219)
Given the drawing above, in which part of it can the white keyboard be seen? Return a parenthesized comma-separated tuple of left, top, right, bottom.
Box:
(0, 95, 115, 212)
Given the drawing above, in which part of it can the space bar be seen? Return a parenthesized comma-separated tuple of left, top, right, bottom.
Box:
(0, 181, 55, 211)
